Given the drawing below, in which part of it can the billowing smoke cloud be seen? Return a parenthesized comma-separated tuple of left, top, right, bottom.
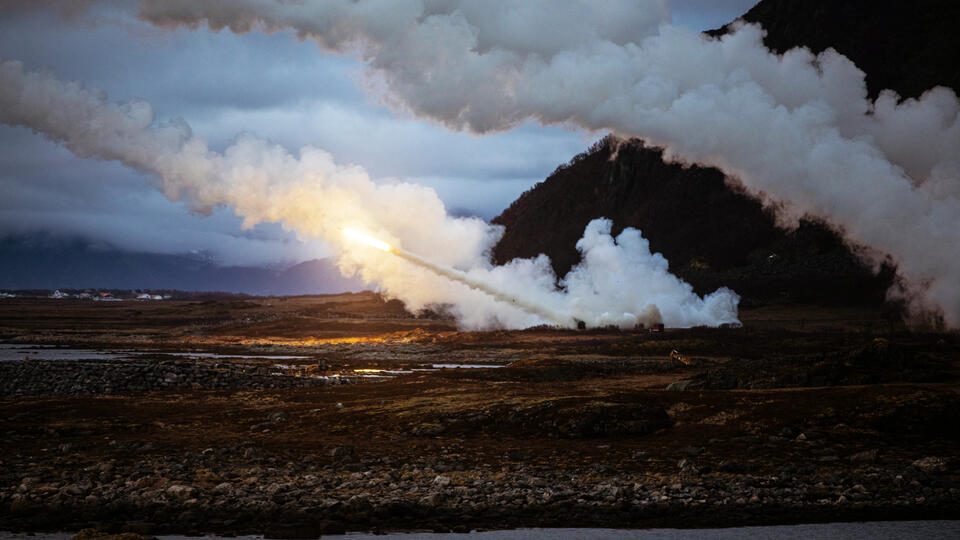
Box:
(124, 0, 960, 327)
(0, 57, 738, 329)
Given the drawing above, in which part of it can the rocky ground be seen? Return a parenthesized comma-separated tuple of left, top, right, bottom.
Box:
(0, 358, 351, 397)
(1, 294, 958, 535)
(3, 438, 957, 537)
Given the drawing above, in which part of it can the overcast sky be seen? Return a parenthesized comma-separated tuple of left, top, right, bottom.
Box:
(0, 1, 758, 267)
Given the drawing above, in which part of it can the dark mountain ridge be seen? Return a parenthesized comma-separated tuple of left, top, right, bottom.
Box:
(493, 138, 892, 306)
(492, 0, 957, 307)
(709, 0, 960, 101)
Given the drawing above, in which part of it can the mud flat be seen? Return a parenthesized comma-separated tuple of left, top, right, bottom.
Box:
(1, 294, 958, 535)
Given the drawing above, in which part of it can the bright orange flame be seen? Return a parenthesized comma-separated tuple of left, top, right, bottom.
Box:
(342, 227, 392, 252)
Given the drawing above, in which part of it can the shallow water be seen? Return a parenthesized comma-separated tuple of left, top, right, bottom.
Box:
(3, 522, 960, 539)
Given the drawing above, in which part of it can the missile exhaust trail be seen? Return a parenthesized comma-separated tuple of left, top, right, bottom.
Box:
(341, 228, 573, 327)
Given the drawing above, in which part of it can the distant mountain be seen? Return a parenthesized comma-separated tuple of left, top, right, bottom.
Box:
(0, 235, 363, 295)
(271, 259, 365, 296)
(492, 0, 957, 306)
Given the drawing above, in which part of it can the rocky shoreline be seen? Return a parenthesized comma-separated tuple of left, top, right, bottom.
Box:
(2, 440, 958, 536)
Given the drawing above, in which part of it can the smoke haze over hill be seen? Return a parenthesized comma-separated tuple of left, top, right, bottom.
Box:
(495, 0, 960, 315)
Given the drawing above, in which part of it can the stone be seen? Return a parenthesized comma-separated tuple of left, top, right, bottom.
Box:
(666, 380, 693, 391)
(165, 485, 195, 499)
(849, 449, 878, 463)
(505, 449, 526, 460)
(72, 529, 156, 540)
(912, 457, 947, 473)
(62, 483, 89, 496)
(330, 446, 354, 459)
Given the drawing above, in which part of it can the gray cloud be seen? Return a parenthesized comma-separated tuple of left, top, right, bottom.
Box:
(0, 5, 600, 263)
(0, 126, 329, 266)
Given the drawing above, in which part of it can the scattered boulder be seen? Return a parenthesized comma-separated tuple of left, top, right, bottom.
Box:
(666, 380, 694, 391)
(848, 449, 878, 463)
(330, 446, 355, 459)
(165, 485, 195, 499)
(911, 457, 947, 473)
(72, 529, 154, 540)
(0, 358, 348, 397)
(683, 339, 951, 390)
(489, 396, 672, 439)
(411, 422, 446, 436)
(869, 391, 960, 438)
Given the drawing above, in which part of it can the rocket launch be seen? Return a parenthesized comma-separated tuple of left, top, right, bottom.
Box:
(341, 228, 575, 328)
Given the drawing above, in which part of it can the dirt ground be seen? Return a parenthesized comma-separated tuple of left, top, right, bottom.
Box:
(1, 292, 958, 535)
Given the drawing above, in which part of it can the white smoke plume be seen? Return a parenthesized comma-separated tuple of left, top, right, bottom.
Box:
(0, 57, 738, 329)
(123, 0, 960, 327)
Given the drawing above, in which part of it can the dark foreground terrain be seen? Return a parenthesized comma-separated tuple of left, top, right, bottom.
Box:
(1, 293, 958, 536)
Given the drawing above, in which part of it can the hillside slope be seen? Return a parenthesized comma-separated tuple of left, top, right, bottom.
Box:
(492, 0, 957, 307)
(492, 138, 890, 306)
